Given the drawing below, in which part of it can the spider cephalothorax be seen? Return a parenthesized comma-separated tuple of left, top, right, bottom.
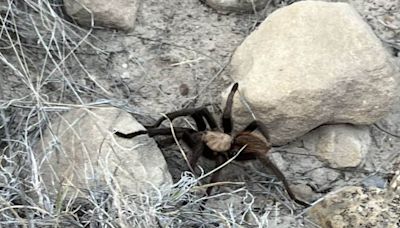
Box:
(115, 83, 309, 206)
(202, 131, 232, 152)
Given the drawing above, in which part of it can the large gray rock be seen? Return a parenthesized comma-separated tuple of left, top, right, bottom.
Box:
(37, 107, 171, 197)
(204, 0, 270, 13)
(64, 0, 139, 31)
(226, 1, 400, 145)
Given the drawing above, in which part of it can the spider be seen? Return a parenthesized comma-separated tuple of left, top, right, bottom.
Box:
(115, 83, 310, 206)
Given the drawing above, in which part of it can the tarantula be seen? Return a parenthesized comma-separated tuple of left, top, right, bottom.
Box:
(115, 83, 309, 206)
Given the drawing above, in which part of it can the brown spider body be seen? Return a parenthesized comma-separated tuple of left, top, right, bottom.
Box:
(201, 131, 270, 156)
(201, 131, 271, 161)
(202, 131, 232, 152)
(231, 131, 271, 160)
(115, 82, 310, 206)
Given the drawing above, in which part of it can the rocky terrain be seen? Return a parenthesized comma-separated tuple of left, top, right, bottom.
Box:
(1, 0, 399, 227)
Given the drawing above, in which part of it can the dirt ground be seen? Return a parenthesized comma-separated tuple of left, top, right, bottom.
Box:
(92, 0, 400, 225)
(75, 0, 271, 181)
(1, 0, 400, 227)
(91, 0, 400, 191)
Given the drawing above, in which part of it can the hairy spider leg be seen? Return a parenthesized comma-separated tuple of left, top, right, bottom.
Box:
(243, 120, 271, 141)
(243, 121, 310, 207)
(165, 130, 229, 196)
(191, 113, 206, 131)
(181, 131, 206, 170)
(205, 155, 227, 196)
(199, 155, 226, 211)
(177, 131, 229, 198)
(114, 127, 195, 138)
(258, 156, 310, 206)
(222, 83, 239, 134)
(230, 120, 272, 161)
(117, 125, 204, 172)
(114, 130, 147, 139)
(147, 107, 219, 131)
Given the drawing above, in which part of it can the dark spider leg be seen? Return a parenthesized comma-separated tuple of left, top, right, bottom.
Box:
(243, 120, 271, 141)
(118, 127, 204, 173)
(199, 108, 219, 130)
(198, 155, 226, 210)
(182, 131, 205, 170)
(258, 156, 310, 207)
(206, 155, 227, 196)
(222, 83, 239, 133)
(148, 127, 197, 137)
(191, 113, 206, 131)
(197, 155, 227, 211)
(115, 127, 195, 138)
(243, 121, 310, 206)
(147, 107, 219, 130)
(114, 130, 147, 139)
(153, 130, 198, 147)
(147, 107, 204, 128)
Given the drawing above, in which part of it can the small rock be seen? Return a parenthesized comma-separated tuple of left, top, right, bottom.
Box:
(179, 83, 190, 96)
(304, 124, 370, 168)
(204, 0, 270, 13)
(308, 168, 340, 187)
(64, 0, 139, 31)
(291, 183, 317, 203)
(362, 175, 387, 189)
(121, 72, 130, 78)
(224, 1, 399, 145)
(37, 107, 172, 197)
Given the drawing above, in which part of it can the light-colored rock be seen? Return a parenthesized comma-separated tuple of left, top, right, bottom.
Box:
(37, 107, 172, 197)
(225, 1, 399, 145)
(304, 124, 370, 168)
(205, 0, 269, 13)
(64, 0, 139, 31)
(308, 167, 340, 186)
(291, 184, 316, 203)
(308, 174, 400, 228)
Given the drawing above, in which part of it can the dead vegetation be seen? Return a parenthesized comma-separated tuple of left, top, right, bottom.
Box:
(0, 1, 313, 227)
(1, 0, 399, 227)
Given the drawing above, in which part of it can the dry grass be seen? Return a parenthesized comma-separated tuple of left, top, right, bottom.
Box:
(0, 1, 303, 227)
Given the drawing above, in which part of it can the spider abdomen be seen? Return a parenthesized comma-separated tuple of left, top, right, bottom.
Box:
(232, 132, 272, 160)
